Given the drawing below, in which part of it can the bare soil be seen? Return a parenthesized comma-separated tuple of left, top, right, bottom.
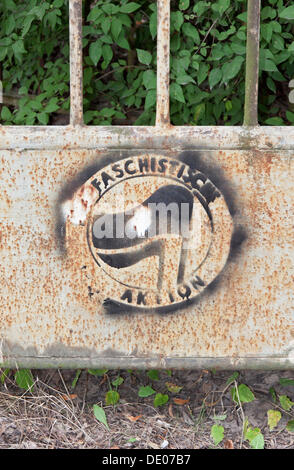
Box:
(0, 369, 293, 449)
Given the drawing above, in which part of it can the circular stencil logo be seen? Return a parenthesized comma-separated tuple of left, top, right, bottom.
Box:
(65, 155, 233, 310)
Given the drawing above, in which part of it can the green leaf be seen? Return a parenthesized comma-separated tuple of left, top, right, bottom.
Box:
(244, 425, 264, 449)
(89, 41, 102, 66)
(179, 0, 190, 11)
(153, 393, 169, 407)
(145, 89, 156, 110)
(170, 83, 185, 103)
(111, 18, 122, 41)
(231, 384, 255, 404)
(137, 49, 152, 65)
(147, 370, 160, 381)
(88, 369, 108, 376)
(112, 376, 124, 387)
(237, 12, 247, 22)
(286, 111, 294, 124)
(93, 404, 109, 430)
(250, 433, 265, 449)
(197, 62, 209, 85)
(14, 369, 34, 390)
(279, 6, 294, 20)
(261, 23, 273, 43)
(209, 68, 222, 90)
(5, 15, 15, 35)
(44, 98, 59, 113)
(212, 0, 230, 15)
(267, 409, 282, 431)
(266, 77, 276, 93)
(138, 385, 156, 397)
(260, 48, 279, 72)
(222, 56, 244, 83)
(230, 42, 246, 55)
(193, 103, 205, 123)
(279, 395, 294, 411)
(149, 12, 157, 39)
(226, 372, 239, 386)
(182, 23, 200, 44)
(286, 420, 294, 433)
(100, 107, 116, 118)
(176, 74, 195, 85)
(37, 112, 49, 125)
(116, 32, 130, 50)
(269, 387, 277, 403)
(53, 0, 64, 7)
(120, 3, 141, 14)
(105, 390, 120, 405)
(211, 424, 224, 446)
(279, 378, 294, 387)
(213, 413, 227, 421)
(0, 369, 10, 384)
(165, 382, 183, 394)
(102, 17, 111, 35)
(12, 39, 26, 60)
(21, 15, 35, 38)
(264, 117, 284, 125)
(171, 11, 184, 32)
(101, 35, 113, 45)
(102, 44, 113, 68)
(142, 70, 156, 90)
(87, 6, 102, 22)
(1, 106, 12, 121)
(261, 6, 276, 21)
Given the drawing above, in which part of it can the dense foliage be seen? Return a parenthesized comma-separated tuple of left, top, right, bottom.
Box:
(0, 0, 293, 125)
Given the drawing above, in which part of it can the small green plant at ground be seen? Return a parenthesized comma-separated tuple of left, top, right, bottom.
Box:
(244, 419, 265, 449)
(93, 403, 109, 430)
(147, 369, 160, 381)
(286, 420, 294, 433)
(279, 394, 294, 411)
(210, 424, 225, 446)
(105, 373, 124, 405)
(153, 393, 169, 408)
(267, 409, 282, 431)
(0, 368, 10, 384)
(138, 385, 156, 397)
(14, 369, 34, 391)
(231, 383, 255, 404)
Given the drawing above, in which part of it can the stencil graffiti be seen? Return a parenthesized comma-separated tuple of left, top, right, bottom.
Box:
(64, 154, 233, 311)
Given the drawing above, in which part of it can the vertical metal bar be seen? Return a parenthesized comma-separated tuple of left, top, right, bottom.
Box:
(243, 0, 261, 126)
(156, 0, 170, 126)
(69, 0, 83, 126)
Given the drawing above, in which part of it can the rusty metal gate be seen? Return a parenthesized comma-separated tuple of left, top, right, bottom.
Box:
(0, 0, 293, 369)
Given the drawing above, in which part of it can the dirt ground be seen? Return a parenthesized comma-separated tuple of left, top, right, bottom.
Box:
(0, 368, 293, 449)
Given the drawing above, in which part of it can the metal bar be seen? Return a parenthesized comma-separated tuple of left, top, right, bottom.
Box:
(69, 0, 83, 126)
(1, 126, 294, 150)
(1, 356, 293, 371)
(156, 0, 170, 126)
(243, 0, 261, 126)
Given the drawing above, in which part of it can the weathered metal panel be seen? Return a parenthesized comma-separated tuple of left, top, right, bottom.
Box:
(0, 0, 293, 370)
(0, 146, 293, 369)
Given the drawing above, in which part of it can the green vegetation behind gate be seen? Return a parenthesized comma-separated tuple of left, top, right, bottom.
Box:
(0, 0, 294, 126)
